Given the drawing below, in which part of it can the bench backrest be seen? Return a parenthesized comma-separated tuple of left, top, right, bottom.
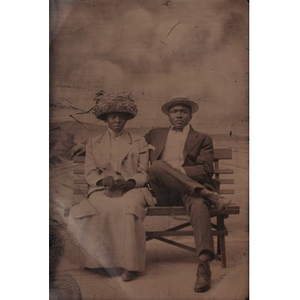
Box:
(73, 148, 234, 197)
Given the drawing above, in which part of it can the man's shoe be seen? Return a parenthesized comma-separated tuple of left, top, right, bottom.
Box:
(122, 270, 138, 282)
(194, 260, 211, 293)
(208, 192, 231, 211)
(196, 189, 231, 211)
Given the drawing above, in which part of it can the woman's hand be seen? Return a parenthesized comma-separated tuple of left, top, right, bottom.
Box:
(97, 176, 114, 188)
(113, 179, 136, 193)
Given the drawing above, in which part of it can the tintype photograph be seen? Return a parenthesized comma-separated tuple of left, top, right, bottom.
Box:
(49, 0, 249, 299)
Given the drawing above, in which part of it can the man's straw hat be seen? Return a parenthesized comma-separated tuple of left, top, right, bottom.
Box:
(161, 97, 199, 115)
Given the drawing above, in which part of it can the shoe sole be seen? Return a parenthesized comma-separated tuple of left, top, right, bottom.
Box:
(194, 285, 211, 293)
(122, 275, 136, 282)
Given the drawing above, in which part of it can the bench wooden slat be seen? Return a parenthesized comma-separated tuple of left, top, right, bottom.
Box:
(74, 178, 234, 185)
(219, 189, 235, 194)
(146, 205, 239, 216)
(213, 148, 232, 160)
(74, 188, 234, 195)
(74, 188, 235, 195)
(75, 169, 234, 176)
(74, 168, 234, 176)
(146, 206, 186, 215)
(74, 188, 88, 195)
(74, 179, 88, 184)
(73, 156, 85, 163)
(219, 179, 234, 184)
(214, 169, 234, 174)
(74, 168, 84, 174)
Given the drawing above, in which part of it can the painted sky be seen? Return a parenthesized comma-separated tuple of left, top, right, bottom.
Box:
(50, 0, 248, 135)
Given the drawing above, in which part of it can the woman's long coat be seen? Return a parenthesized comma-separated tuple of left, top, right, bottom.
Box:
(68, 129, 155, 272)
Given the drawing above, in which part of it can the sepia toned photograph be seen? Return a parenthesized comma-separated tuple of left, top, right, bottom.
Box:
(49, 0, 249, 299)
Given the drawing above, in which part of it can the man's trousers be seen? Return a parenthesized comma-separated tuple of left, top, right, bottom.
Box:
(148, 160, 215, 260)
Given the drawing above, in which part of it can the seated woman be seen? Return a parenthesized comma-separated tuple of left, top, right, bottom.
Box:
(68, 90, 155, 282)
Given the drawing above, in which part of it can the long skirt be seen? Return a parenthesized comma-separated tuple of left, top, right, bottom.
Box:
(67, 188, 148, 272)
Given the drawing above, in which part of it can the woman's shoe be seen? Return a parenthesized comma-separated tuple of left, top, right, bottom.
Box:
(122, 270, 138, 282)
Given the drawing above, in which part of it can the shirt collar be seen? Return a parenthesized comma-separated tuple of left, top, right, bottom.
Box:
(108, 127, 126, 138)
(170, 124, 190, 133)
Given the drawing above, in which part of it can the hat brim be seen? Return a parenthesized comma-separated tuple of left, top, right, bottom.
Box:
(161, 98, 199, 115)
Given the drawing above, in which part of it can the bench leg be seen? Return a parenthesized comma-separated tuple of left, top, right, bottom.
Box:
(217, 235, 221, 255)
(219, 234, 227, 268)
(216, 215, 228, 268)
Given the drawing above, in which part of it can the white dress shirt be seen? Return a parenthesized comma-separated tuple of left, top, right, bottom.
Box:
(161, 124, 190, 173)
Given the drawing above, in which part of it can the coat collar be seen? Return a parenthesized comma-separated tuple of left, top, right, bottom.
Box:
(97, 129, 134, 163)
(183, 126, 201, 158)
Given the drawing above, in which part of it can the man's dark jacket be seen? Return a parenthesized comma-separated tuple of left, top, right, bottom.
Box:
(144, 126, 219, 191)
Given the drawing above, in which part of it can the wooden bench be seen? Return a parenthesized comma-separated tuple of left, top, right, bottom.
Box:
(70, 148, 240, 268)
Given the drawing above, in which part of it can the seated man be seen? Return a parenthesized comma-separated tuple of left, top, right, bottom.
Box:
(145, 97, 231, 293)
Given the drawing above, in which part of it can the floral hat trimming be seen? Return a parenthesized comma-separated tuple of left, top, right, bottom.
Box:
(92, 90, 138, 120)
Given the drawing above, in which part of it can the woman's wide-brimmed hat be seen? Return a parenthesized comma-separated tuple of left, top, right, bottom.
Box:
(92, 90, 138, 120)
(161, 97, 199, 115)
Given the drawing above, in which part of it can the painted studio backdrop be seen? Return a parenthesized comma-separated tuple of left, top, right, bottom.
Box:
(50, 0, 249, 299)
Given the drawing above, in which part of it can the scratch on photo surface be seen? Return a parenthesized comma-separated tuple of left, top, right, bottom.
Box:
(217, 272, 228, 282)
(107, 285, 118, 291)
(166, 21, 181, 37)
(50, 126, 61, 131)
(159, 40, 177, 55)
(65, 98, 84, 111)
(75, 107, 94, 115)
(69, 114, 88, 129)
